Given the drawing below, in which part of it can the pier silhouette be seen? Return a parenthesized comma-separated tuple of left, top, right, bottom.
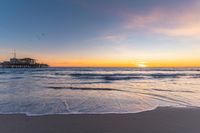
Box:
(0, 51, 48, 68)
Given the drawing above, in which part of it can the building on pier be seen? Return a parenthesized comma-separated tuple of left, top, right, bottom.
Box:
(0, 51, 48, 68)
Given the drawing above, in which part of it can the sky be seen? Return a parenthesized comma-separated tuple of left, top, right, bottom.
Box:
(0, 0, 200, 67)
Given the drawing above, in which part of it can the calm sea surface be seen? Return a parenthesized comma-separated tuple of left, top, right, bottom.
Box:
(0, 67, 200, 115)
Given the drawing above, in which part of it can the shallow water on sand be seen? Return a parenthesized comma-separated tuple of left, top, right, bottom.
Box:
(0, 67, 200, 115)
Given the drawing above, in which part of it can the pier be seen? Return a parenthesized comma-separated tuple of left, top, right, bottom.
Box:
(0, 51, 48, 68)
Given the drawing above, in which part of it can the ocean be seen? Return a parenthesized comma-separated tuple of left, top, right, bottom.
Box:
(0, 67, 200, 115)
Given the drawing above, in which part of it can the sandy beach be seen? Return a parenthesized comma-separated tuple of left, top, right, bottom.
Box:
(0, 107, 199, 133)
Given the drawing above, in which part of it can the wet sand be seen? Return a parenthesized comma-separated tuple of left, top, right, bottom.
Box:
(0, 107, 200, 133)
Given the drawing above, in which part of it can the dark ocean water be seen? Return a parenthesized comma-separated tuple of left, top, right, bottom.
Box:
(0, 67, 200, 115)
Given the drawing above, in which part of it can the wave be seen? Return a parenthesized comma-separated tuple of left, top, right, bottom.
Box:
(152, 89, 194, 93)
(32, 75, 59, 79)
(0, 72, 7, 74)
(54, 73, 67, 76)
(47, 86, 126, 92)
(150, 73, 185, 79)
(103, 76, 143, 80)
(137, 92, 191, 106)
(10, 77, 24, 79)
(70, 73, 189, 81)
(192, 74, 200, 78)
(15, 72, 190, 80)
(78, 81, 111, 84)
(70, 73, 145, 81)
(0, 106, 158, 116)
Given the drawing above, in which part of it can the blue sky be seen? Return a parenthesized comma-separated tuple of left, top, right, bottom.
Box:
(0, 0, 200, 66)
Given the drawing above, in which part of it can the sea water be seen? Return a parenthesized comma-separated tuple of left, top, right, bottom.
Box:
(0, 67, 200, 115)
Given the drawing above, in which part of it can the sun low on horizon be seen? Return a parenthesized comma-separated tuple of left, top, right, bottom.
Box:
(1, 0, 200, 67)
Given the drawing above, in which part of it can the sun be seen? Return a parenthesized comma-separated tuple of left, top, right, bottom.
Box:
(137, 62, 147, 68)
(137, 64, 146, 68)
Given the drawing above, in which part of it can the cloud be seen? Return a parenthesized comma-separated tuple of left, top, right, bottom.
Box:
(123, 8, 163, 29)
(154, 24, 200, 37)
(102, 34, 127, 42)
(122, 1, 200, 37)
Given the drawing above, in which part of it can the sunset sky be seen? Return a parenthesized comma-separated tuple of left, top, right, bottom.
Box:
(0, 0, 200, 67)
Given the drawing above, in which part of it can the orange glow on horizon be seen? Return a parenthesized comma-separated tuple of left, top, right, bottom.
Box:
(44, 59, 200, 67)
(1, 52, 200, 67)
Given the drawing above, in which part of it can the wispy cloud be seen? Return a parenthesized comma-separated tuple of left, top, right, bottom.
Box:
(122, 1, 200, 37)
(123, 8, 163, 29)
(102, 34, 127, 43)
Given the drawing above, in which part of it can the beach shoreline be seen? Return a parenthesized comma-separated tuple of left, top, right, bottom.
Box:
(0, 107, 200, 133)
